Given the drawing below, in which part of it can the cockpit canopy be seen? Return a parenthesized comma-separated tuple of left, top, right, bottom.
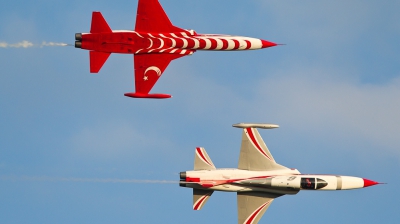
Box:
(301, 178, 328, 190)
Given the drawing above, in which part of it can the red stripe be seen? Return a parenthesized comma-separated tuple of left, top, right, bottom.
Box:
(245, 40, 251, 49)
(198, 38, 206, 49)
(232, 39, 240, 49)
(220, 39, 228, 50)
(246, 202, 270, 224)
(174, 38, 184, 48)
(186, 38, 195, 49)
(209, 38, 217, 49)
(246, 128, 271, 160)
(194, 194, 209, 210)
(196, 147, 213, 166)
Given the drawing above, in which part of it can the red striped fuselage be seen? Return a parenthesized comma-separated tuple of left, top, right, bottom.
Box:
(79, 30, 276, 55)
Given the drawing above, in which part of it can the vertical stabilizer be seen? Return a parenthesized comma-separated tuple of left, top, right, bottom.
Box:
(194, 147, 216, 171)
(90, 12, 112, 33)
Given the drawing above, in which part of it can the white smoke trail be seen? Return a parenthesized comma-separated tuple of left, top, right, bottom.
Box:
(0, 41, 70, 48)
(0, 175, 177, 184)
(40, 41, 69, 47)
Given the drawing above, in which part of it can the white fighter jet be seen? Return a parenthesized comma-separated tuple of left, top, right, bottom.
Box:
(179, 123, 381, 224)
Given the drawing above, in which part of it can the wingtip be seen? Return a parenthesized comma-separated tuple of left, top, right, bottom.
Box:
(124, 92, 172, 99)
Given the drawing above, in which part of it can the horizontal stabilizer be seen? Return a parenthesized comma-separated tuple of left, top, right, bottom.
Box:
(194, 147, 216, 171)
(90, 51, 111, 73)
(90, 12, 112, 33)
(193, 189, 213, 210)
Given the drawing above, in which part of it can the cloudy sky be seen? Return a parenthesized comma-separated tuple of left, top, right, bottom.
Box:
(1, 0, 399, 223)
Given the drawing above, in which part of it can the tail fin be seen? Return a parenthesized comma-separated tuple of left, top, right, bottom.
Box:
(89, 12, 112, 73)
(193, 189, 213, 210)
(90, 51, 111, 73)
(90, 12, 112, 33)
(194, 147, 216, 171)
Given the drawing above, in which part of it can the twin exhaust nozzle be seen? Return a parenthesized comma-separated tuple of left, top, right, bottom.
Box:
(75, 33, 82, 48)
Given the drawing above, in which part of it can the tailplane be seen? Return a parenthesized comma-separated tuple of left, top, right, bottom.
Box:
(90, 51, 111, 73)
(193, 189, 213, 210)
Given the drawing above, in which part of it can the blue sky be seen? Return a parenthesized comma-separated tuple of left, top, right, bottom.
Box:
(1, 0, 399, 223)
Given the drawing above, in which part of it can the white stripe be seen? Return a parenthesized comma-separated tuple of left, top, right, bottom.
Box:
(180, 50, 187, 54)
(147, 39, 153, 49)
(148, 34, 156, 38)
(238, 39, 247, 50)
(159, 47, 173, 53)
(226, 39, 235, 50)
(135, 49, 142, 54)
(170, 49, 178, 53)
(192, 38, 200, 49)
(215, 38, 223, 50)
(200, 38, 211, 49)
(133, 31, 143, 38)
(171, 33, 179, 38)
(170, 38, 176, 48)
(181, 38, 188, 48)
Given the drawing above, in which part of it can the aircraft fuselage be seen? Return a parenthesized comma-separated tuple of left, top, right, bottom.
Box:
(75, 30, 276, 55)
(180, 169, 378, 194)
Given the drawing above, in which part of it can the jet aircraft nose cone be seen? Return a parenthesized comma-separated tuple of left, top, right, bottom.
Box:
(363, 178, 380, 188)
(261, 40, 277, 48)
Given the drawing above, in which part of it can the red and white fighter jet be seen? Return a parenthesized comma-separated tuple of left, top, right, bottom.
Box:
(75, 0, 277, 98)
(179, 123, 381, 224)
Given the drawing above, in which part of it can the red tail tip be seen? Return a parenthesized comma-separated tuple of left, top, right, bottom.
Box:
(363, 178, 380, 188)
(261, 40, 277, 48)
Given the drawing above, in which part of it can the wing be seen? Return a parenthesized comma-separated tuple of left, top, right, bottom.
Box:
(237, 192, 281, 224)
(193, 189, 213, 210)
(238, 128, 289, 171)
(194, 147, 216, 171)
(135, 0, 186, 33)
(133, 53, 184, 95)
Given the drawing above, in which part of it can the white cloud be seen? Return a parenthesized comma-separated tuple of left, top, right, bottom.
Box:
(165, 60, 400, 158)
(253, 68, 400, 156)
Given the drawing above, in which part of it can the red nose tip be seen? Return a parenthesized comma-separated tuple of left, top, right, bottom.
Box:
(261, 40, 277, 48)
(363, 178, 380, 188)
